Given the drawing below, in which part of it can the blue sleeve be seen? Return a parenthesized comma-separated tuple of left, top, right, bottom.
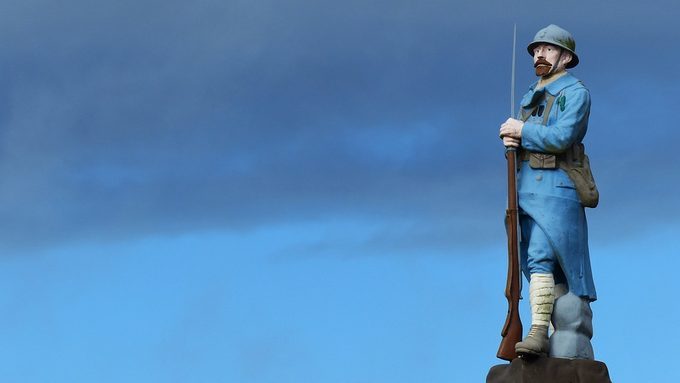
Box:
(521, 87, 590, 153)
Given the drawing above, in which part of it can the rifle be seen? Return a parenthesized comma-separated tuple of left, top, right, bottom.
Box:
(496, 24, 523, 361)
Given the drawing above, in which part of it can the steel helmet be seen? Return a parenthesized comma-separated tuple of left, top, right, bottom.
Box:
(527, 24, 579, 68)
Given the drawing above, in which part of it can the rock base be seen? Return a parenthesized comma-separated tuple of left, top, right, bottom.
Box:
(486, 356, 611, 383)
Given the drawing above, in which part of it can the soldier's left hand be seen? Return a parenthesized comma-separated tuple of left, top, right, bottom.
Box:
(499, 118, 524, 139)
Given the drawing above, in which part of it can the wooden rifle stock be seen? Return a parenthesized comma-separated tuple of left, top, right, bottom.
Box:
(496, 148, 523, 361)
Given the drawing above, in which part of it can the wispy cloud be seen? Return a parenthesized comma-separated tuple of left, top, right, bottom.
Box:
(0, 0, 677, 251)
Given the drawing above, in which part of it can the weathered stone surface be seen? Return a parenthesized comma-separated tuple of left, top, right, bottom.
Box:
(486, 356, 611, 383)
(550, 287, 594, 359)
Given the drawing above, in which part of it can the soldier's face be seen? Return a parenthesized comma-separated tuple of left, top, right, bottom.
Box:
(532, 44, 570, 77)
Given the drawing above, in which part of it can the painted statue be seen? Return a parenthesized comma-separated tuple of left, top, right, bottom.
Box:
(499, 24, 599, 359)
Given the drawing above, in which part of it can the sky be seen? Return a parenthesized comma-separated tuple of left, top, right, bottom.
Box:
(0, 0, 678, 382)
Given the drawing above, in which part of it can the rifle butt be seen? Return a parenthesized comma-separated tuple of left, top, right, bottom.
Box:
(496, 308, 522, 361)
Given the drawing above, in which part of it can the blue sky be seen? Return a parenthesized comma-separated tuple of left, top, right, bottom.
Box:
(0, 0, 678, 382)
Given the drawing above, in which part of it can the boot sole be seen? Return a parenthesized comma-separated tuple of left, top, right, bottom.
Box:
(515, 347, 548, 358)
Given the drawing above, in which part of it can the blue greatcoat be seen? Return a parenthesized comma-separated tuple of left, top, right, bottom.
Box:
(517, 72, 597, 301)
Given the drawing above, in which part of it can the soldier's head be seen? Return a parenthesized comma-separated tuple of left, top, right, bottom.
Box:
(527, 24, 579, 78)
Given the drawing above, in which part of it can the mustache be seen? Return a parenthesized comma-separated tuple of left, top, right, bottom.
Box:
(534, 58, 552, 68)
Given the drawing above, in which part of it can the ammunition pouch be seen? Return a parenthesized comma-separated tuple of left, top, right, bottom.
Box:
(519, 145, 599, 208)
(529, 153, 558, 169)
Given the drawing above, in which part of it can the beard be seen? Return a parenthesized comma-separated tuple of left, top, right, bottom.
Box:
(534, 58, 553, 77)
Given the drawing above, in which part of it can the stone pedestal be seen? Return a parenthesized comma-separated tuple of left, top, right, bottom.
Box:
(486, 356, 611, 383)
(551, 289, 594, 359)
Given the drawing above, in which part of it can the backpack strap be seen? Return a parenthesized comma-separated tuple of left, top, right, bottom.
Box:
(519, 92, 556, 126)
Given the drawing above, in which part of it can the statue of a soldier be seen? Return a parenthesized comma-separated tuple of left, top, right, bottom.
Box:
(499, 24, 599, 359)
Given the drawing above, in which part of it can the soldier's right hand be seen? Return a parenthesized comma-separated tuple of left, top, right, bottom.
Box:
(502, 136, 521, 148)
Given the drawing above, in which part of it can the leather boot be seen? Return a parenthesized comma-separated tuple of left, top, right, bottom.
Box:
(515, 324, 549, 357)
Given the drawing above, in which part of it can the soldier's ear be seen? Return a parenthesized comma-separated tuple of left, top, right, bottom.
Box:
(561, 52, 573, 68)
